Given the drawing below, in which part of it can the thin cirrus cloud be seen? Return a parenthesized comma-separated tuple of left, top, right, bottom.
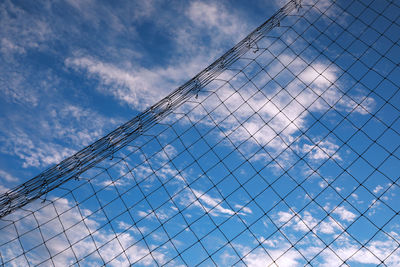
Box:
(0, 0, 258, 187)
(0, 1, 52, 54)
(64, 55, 206, 111)
(0, 0, 161, 171)
(0, 104, 119, 169)
(64, 1, 251, 111)
(0, 168, 22, 183)
(0, 197, 168, 266)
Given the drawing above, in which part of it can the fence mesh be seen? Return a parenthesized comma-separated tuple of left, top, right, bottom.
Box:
(1, 0, 400, 266)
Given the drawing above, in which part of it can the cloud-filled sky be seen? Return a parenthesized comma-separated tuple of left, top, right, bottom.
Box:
(0, 0, 280, 189)
(1, 0, 400, 266)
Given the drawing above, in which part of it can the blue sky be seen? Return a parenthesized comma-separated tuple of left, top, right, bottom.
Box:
(1, 0, 400, 266)
(0, 0, 283, 189)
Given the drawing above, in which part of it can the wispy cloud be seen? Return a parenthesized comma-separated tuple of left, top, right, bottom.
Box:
(332, 206, 357, 222)
(0, 184, 10, 194)
(243, 246, 302, 267)
(0, 1, 52, 55)
(300, 139, 342, 161)
(182, 46, 375, 170)
(64, 1, 252, 111)
(275, 209, 342, 235)
(0, 104, 119, 169)
(0, 169, 19, 183)
(240, 237, 400, 267)
(1, 197, 168, 266)
(65, 56, 174, 110)
(373, 185, 384, 194)
(237, 225, 400, 266)
(186, 1, 249, 39)
(0, 130, 76, 168)
(185, 188, 235, 217)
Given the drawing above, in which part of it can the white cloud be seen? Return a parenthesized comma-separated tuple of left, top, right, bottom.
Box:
(301, 139, 342, 161)
(332, 206, 356, 222)
(244, 246, 302, 267)
(239, 228, 400, 267)
(159, 144, 177, 161)
(184, 188, 235, 217)
(65, 56, 156, 109)
(0, 38, 25, 54)
(127, 144, 184, 185)
(340, 95, 376, 115)
(0, 130, 75, 168)
(173, 1, 250, 59)
(138, 210, 150, 218)
(373, 185, 384, 194)
(0, 184, 9, 194)
(276, 209, 342, 235)
(277, 210, 295, 224)
(45, 104, 118, 147)
(299, 63, 337, 88)
(234, 204, 253, 215)
(319, 217, 342, 234)
(64, 1, 252, 112)
(0, 169, 18, 183)
(178, 43, 375, 171)
(65, 55, 206, 110)
(0, 71, 40, 106)
(186, 1, 247, 37)
(0, 104, 117, 168)
(0, 1, 52, 55)
(66, 0, 156, 29)
(183, 59, 337, 168)
(0, 197, 168, 267)
(317, 239, 400, 267)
